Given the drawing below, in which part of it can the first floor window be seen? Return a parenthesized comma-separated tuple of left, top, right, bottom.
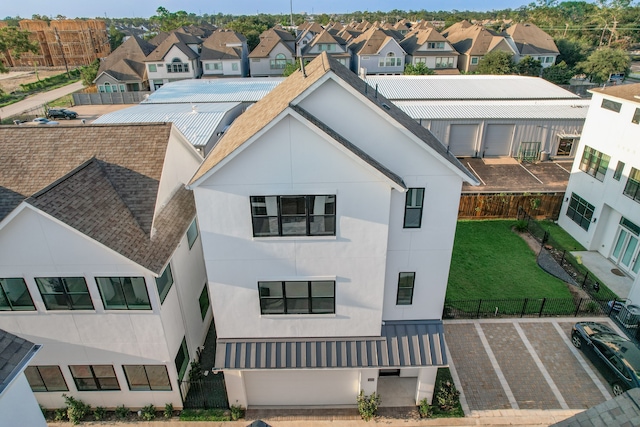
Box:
(123, 365, 171, 391)
(624, 168, 640, 203)
(0, 278, 35, 311)
(69, 365, 120, 391)
(614, 161, 625, 181)
(35, 277, 93, 310)
(250, 195, 336, 237)
(156, 264, 174, 304)
(258, 280, 335, 315)
(25, 366, 68, 392)
(435, 57, 454, 68)
(566, 193, 595, 231)
(579, 146, 610, 181)
(404, 188, 425, 228)
(96, 277, 151, 310)
(175, 338, 189, 381)
(199, 284, 210, 320)
(396, 272, 416, 305)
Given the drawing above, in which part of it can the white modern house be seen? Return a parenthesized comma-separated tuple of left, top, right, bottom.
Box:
(0, 124, 210, 410)
(558, 84, 640, 298)
(188, 53, 478, 407)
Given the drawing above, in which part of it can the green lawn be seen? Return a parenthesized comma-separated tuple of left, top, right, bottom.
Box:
(446, 220, 572, 300)
(537, 220, 586, 251)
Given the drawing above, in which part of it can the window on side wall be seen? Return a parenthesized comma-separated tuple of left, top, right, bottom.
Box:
(579, 146, 610, 181)
(148, 64, 157, 72)
(250, 195, 336, 237)
(396, 272, 415, 305)
(258, 280, 335, 315)
(614, 161, 625, 181)
(0, 278, 35, 311)
(123, 365, 172, 391)
(35, 277, 93, 310)
(404, 188, 425, 228)
(69, 365, 120, 391)
(623, 168, 640, 203)
(155, 264, 174, 304)
(566, 193, 595, 231)
(25, 366, 68, 392)
(199, 284, 210, 320)
(174, 338, 189, 380)
(95, 277, 151, 310)
(601, 98, 622, 113)
(187, 218, 199, 248)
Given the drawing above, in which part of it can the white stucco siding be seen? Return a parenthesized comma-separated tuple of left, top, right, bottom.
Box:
(195, 115, 394, 339)
(148, 46, 197, 80)
(0, 374, 47, 427)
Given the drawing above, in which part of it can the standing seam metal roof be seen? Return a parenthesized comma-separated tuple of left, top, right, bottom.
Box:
(143, 78, 284, 103)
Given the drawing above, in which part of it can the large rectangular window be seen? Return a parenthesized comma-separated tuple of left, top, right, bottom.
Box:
(35, 277, 93, 310)
(404, 188, 425, 228)
(258, 280, 335, 315)
(25, 366, 68, 392)
(186, 218, 199, 249)
(199, 284, 210, 320)
(396, 272, 415, 305)
(623, 168, 640, 203)
(0, 278, 35, 311)
(69, 365, 120, 391)
(435, 57, 454, 68)
(174, 338, 189, 381)
(96, 277, 151, 310)
(601, 98, 622, 113)
(427, 42, 445, 49)
(566, 193, 595, 231)
(250, 195, 336, 237)
(123, 365, 171, 391)
(579, 146, 610, 181)
(155, 264, 173, 304)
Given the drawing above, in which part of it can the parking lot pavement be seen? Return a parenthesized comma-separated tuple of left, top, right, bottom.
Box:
(445, 318, 616, 414)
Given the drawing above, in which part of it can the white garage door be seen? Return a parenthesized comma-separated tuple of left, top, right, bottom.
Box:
(483, 124, 515, 157)
(244, 370, 359, 406)
(448, 124, 479, 156)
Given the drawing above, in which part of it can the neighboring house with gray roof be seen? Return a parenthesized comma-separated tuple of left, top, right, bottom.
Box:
(504, 22, 559, 68)
(145, 32, 203, 91)
(95, 36, 156, 93)
(0, 124, 210, 410)
(298, 29, 351, 69)
(400, 28, 459, 74)
(188, 52, 478, 408)
(0, 330, 45, 427)
(444, 23, 516, 73)
(248, 27, 296, 77)
(348, 27, 407, 75)
(201, 29, 249, 78)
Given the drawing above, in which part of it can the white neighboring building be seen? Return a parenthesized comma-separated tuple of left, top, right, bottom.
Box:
(188, 53, 478, 408)
(558, 84, 640, 296)
(145, 32, 203, 91)
(0, 124, 210, 410)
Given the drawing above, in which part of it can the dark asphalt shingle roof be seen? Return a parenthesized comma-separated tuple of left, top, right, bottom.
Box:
(0, 329, 39, 395)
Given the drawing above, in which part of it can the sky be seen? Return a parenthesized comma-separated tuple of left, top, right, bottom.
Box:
(5, 1, 551, 20)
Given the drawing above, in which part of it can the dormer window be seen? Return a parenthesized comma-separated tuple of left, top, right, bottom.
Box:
(167, 58, 189, 73)
(318, 43, 334, 52)
(427, 42, 445, 49)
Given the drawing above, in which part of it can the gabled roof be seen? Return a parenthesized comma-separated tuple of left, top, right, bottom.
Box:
(96, 36, 156, 82)
(300, 30, 349, 57)
(299, 21, 323, 35)
(201, 29, 246, 61)
(0, 124, 194, 274)
(249, 27, 295, 58)
(145, 31, 201, 62)
(445, 24, 506, 56)
(504, 22, 559, 56)
(400, 28, 449, 55)
(394, 19, 412, 32)
(0, 329, 39, 395)
(412, 21, 435, 31)
(326, 21, 344, 33)
(590, 83, 640, 103)
(190, 52, 478, 186)
(349, 28, 405, 56)
(148, 31, 170, 46)
(441, 19, 472, 38)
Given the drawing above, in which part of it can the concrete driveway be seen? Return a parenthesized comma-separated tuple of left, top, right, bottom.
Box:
(445, 317, 617, 415)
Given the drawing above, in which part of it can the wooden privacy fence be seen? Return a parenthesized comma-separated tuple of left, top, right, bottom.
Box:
(458, 193, 564, 220)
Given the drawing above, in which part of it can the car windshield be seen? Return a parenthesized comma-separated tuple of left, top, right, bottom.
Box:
(618, 342, 640, 377)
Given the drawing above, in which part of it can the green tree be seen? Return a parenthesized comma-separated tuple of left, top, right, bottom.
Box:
(283, 60, 301, 77)
(151, 7, 194, 32)
(108, 26, 125, 51)
(404, 62, 435, 75)
(541, 61, 575, 84)
(0, 26, 40, 73)
(80, 59, 100, 86)
(516, 56, 542, 76)
(578, 47, 630, 83)
(475, 50, 515, 75)
(555, 38, 588, 69)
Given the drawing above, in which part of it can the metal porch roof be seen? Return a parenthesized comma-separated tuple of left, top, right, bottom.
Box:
(143, 78, 284, 103)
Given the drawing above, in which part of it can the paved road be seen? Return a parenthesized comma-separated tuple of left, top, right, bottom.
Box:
(0, 81, 84, 120)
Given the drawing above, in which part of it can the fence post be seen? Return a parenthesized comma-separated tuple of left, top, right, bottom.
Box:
(561, 250, 566, 265)
(542, 231, 548, 246)
(476, 299, 482, 318)
(575, 298, 582, 316)
(582, 272, 589, 289)
(521, 298, 528, 318)
(539, 298, 546, 317)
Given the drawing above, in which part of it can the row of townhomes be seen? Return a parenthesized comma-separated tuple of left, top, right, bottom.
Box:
(95, 19, 559, 92)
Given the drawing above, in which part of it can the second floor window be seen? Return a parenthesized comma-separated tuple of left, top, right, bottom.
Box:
(566, 193, 595, 231)
(250, 195, 336, 237)
(579, 146, 610, 181)
(167, 58, 189, 73)
(270, 53, 289, 69)
(258, 280, 335, 315)
(404, 188, 425, 228)
(624, 168, 640, 203)
(380, 52, 402, 67)
(0, 278, 35, 311)
(35, 277, 93, 310)
(427, 42, 445, 49)
(155, 264, 174, 304)
(96, 277, 151, 310)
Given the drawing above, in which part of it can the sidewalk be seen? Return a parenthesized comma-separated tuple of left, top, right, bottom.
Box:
(0, 81, 84, 119)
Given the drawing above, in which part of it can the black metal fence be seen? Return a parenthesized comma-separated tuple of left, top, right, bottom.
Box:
(179, 373, 228, 409)
(444, 297, 614, 319)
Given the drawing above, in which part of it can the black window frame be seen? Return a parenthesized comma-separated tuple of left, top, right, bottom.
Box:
(35, 277, 94, 311)
(186, 218, 199, 249)
(174, 337, 189, 381)
(25, 366, 68, 392)
(601, 98, 622, 113)
(614, 161, 625, 181)
(250, 195, 336, 237)
(633, 108, 640, 125)
(404, 188, 425, 228)
(579, 146, 610, 181)
(199, 283, 210, 320)
(0, 278, 35, 311)
(258, 280, 335, 315)
(155, 264, 174, 304)
(566, 193, 595, 231)
(69, 365, 120, 391)
(396, 272, 416, 305)
(95, 277, 151, 310)
(623, 167, 640, 203)
(123, 365, 172, 391)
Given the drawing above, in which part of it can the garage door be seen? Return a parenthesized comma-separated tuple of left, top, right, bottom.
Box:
(483, 124, 515, 157)
(448, 124, 479, 156)
(244, 370, 359, 406)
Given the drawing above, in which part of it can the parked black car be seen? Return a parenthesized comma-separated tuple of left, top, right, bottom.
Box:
(46, 108, 78, 119)
(572, 321, 640, 396)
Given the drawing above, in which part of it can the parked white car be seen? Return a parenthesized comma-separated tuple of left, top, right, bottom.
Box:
(32, 117, 59, 125)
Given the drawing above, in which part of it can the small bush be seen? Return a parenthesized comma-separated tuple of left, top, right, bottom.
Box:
(230, 404, 245, 421)
(141, 404, 156, 421)
(94, 406, 107, 421)
(436, 380, 460, 411)
(54, 408, 67, 421)
(357, 390, 380, 421)
(63, 394, 90, 425)
(115, 404, 130, 420)
(188, 360, 204, 381)
(514, 220, 529, 232)
(179, 408, 230, 421)
(418, 398, 433, 418)
(164, 403, 174, 419)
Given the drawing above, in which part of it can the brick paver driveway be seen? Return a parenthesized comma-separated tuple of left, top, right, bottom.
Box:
(445, 317, 615, 412)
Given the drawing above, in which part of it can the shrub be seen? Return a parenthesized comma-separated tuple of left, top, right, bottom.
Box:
(230, 404, 245, 421)
(94, 406, 107, 421)
(188, 360, 204, 381)
(179, 409, 230, 421)
(164, 403, 174, 419)
(418, 398, 433, 418)
(357, 390, 380, 421)
(514, 220, 528, 232)
(141, 404, 156, 421)
(53, 408, 67, 421)
(63, 394, 90, 425)
(436, 380, 460, 411)
(115, 404, 130, 420)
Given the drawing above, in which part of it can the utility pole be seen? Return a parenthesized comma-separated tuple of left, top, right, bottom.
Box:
(290, 0, 294, 27)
